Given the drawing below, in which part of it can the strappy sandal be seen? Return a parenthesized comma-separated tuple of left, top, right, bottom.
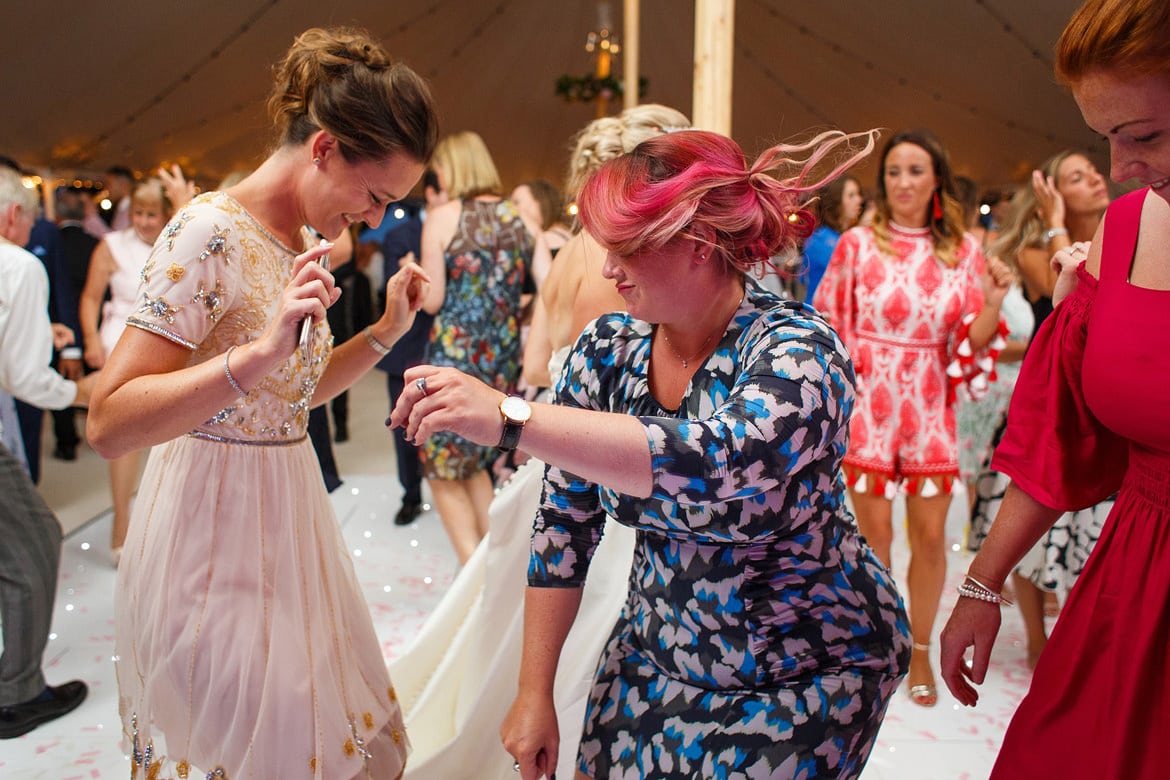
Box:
(908, 642, 938, 707)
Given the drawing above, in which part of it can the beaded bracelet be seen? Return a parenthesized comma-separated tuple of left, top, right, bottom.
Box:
(363, 326, 392, 356)
(957, 575, 1014, 607)
(223, 345, 247, 398)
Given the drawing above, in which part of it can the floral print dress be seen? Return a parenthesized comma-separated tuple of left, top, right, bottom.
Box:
(423, 198, 532, 479)
(531, 282, 910, 779)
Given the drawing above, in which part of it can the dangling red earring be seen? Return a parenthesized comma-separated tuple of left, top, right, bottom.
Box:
(932, 190, 943, 221)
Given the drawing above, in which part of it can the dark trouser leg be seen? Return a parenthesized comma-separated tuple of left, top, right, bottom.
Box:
(387, 374, 422, 505)
(13, 400, 43, 485)
(0, 442, 61, 705)
(307, 406, 342, 493)
(331, 391, 349, 441)
(51, 408, 79, 452)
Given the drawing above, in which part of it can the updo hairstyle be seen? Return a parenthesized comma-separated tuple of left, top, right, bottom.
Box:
(577, 129, 876, 276)
(268, 27, 438, 164)
(565, 104, 691, 200)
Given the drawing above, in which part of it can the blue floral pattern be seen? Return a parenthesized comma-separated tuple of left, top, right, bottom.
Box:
(531, 282, 910, 778)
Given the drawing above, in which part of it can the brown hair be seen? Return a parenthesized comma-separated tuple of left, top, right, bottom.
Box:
(872, 129, 966, 267)
(268, 27, 438, 164)
(521, 179, 566, 231)
(815, 175, 861, 234)
(1056, 0, 1170, 83)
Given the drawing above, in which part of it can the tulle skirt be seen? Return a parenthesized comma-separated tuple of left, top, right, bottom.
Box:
(115, 435, 408, 779)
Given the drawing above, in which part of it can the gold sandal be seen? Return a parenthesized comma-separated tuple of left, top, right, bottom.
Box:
(908, 642, 938, 707)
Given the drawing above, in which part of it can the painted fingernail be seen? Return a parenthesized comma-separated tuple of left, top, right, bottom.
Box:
(384, 417, 393, 427)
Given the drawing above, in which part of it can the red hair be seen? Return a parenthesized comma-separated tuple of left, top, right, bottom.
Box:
(1056, 0, 1170, 83)
(577, 129, 875, 275)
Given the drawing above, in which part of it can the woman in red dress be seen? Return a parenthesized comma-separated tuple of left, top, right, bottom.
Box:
(940, 1, 1170, 776)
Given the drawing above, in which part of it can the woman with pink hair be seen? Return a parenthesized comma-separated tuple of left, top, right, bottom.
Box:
(390, 129, 909, 780)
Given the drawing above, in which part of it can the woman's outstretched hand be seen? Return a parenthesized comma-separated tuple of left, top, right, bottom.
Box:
(387, 365, 506, 448)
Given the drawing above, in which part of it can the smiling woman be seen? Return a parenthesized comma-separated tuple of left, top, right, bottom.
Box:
(84, 26, 438, 780)
(940, 0, 1170, 777)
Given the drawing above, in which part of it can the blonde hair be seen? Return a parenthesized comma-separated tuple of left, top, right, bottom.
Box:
(988, 151, 1091, 270)
(431, 131, 501, 199)
(565, 104, 691, 200)
(268, 27, 437, 163)
(131, 177, 173, 217)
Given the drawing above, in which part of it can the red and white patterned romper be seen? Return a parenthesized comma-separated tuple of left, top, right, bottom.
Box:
(814, 223, 997, 497)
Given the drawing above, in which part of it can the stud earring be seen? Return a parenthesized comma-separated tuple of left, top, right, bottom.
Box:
(312, 157, 321, 165)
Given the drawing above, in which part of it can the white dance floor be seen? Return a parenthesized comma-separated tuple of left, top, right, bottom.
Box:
(1, 374, 1037, 779)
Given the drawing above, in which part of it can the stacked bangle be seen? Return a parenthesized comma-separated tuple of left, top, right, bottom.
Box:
(223, 345, 247, 398)
(957, 574, 1014, 607)
(363, 326, 392, 356)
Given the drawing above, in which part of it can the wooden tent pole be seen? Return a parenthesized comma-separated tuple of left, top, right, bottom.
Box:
(623, 0, 640, 110)
(692, 0, 735, 134)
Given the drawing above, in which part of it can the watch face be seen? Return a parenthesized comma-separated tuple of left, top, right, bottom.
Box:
(500, 396, 532, 423)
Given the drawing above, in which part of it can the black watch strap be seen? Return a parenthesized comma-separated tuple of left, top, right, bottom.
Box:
(498, 419, 524, 451)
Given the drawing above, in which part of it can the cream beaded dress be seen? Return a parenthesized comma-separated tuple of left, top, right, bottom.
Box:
(114, 192, 408, 779)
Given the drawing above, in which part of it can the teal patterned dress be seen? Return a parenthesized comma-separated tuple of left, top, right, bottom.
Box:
(422, 198, 532, 479)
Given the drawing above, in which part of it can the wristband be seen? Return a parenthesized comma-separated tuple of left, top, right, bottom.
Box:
(59, 346, 82, 360)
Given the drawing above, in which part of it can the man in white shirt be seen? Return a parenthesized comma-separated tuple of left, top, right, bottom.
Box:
(0, 166, 96, 738)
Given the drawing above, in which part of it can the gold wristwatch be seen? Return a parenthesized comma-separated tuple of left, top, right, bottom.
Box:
(497, 396, 532, 451)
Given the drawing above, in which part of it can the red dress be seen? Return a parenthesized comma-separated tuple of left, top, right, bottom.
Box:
(990, 188, 1170, 778)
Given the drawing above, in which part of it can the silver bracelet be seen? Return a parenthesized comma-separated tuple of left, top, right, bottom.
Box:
(1043, 227, 1069, 242)
(363, 326, 392, 356)
(223, 345, 247, 398)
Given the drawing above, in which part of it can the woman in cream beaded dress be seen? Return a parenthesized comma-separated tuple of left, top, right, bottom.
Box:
(388, 104, 690, 780)
(86, 28, 438, 780)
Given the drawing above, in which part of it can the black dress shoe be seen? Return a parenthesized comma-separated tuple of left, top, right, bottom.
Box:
(0, 680, 88, 739)
(52, 443, 77, 461)
(394, 501, 423, 526)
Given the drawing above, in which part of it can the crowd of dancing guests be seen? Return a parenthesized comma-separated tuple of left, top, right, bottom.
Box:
(4, 0, 1169, 776)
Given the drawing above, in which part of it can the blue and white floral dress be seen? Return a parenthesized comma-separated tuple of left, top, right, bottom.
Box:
(531, 281, 910, 779)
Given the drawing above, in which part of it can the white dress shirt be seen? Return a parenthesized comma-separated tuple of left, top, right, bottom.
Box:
(0, 240, 77, 437)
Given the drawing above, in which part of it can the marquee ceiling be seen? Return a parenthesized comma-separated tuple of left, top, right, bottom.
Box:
(2, 0, 1101, 198)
